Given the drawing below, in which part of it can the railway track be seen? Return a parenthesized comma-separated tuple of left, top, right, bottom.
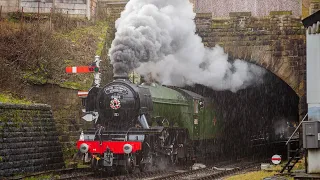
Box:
(5, 160, 261, 180)
(104, 170, 169, 180)
(97, 160, 261, 180)
(143, 162, 259, 180)
(6, 167, 94, 180)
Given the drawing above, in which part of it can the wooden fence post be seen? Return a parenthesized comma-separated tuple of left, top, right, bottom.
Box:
(0, 6, 2, 20)
(21, 7, 24, 29)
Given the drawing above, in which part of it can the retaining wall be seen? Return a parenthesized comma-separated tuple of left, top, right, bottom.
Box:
(0, 103, 64, 177)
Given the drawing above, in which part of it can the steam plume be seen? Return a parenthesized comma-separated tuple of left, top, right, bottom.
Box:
(109, 0, 265, 92)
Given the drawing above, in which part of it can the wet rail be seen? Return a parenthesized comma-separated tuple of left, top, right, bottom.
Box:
(145, 161, 260, 180)
(5, 160, 263, 180)
(6, 167, 93, 180)
(95, 160, 262, 180)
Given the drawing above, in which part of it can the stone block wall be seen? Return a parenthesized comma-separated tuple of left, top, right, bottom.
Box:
(101, 2, 306, 97)
(195, 12, 307, 119)
(194, 0, 301, 17)
(17, 84, 91, 162)
(0, 103, 64, 177)
(101, 2, 307, 120)
(196, 12, 306, 95)
(310, 0, 320, 14)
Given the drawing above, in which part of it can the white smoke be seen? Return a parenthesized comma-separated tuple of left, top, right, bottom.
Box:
(109, 0, 265, 92)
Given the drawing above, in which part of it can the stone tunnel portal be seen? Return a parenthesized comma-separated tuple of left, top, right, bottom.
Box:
(187, 64, 299, 161)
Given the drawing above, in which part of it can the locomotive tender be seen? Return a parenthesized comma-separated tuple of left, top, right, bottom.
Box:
(76, 75, 220, 173)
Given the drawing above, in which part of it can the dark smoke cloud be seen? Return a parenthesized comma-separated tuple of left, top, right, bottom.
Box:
(109, 0, 265, 92)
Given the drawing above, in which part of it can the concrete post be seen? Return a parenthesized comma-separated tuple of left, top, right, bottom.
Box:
(52, 0, 56, 13)
(18, 0, 21, 10)
(87, 0, 91, 20)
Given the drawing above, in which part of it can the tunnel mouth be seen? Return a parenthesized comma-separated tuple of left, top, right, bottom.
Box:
(185, 67, 300, 162)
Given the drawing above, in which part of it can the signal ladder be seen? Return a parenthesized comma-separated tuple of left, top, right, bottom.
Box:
(280, 113, 307, 173)
(280, 139, 304, 173)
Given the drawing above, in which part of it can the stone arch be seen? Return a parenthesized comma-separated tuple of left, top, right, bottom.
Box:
(223, 45, 304, 97)
(221, 45, 307, 122)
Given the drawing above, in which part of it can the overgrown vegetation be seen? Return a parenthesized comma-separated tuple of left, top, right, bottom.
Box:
(0, 13, 109, 92)
(0, 12, 110, 167)
(0, 93, 33, 104)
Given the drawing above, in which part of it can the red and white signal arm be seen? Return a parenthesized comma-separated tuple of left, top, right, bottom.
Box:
(78, 91, 88, 98)
(271, 154, 281, 164)
(66, 66, 98, 73)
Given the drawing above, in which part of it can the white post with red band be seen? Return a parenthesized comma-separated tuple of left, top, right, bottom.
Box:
(93, 55, 101, 87)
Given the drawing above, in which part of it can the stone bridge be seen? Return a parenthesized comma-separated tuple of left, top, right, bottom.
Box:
(97, 0, 320, 118)
(196, 12, 306, 97)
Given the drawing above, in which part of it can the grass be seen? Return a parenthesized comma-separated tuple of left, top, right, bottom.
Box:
(225, 171, 279, 180)
(24, 175, 54, 180)
(225, 158, 306, 180)
(55, 21, 108, 56)
(0, 93, 33, 104)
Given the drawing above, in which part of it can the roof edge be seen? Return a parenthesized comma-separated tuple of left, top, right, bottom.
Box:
(302, 10, 320, 28)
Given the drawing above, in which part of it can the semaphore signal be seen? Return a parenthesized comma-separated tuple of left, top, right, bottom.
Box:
(77, 91, 88, 98)
(65, 55, 101, 88)
(65, 66, 99, 73)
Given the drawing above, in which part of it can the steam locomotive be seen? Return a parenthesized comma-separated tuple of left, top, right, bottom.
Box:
(76, 75, 220, 173)
(76, 74, 298, 173)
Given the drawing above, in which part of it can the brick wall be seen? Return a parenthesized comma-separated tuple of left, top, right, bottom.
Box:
(0, 103, 64, 177)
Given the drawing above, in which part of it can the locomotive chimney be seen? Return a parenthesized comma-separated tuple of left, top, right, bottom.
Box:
(113, 73, 129, 80)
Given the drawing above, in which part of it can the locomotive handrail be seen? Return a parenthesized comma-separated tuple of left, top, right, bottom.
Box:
(286, 113, 308, 145)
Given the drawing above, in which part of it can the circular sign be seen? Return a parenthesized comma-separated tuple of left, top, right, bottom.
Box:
(110, 98, 121, 110)
(271, 154, 281, 165)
